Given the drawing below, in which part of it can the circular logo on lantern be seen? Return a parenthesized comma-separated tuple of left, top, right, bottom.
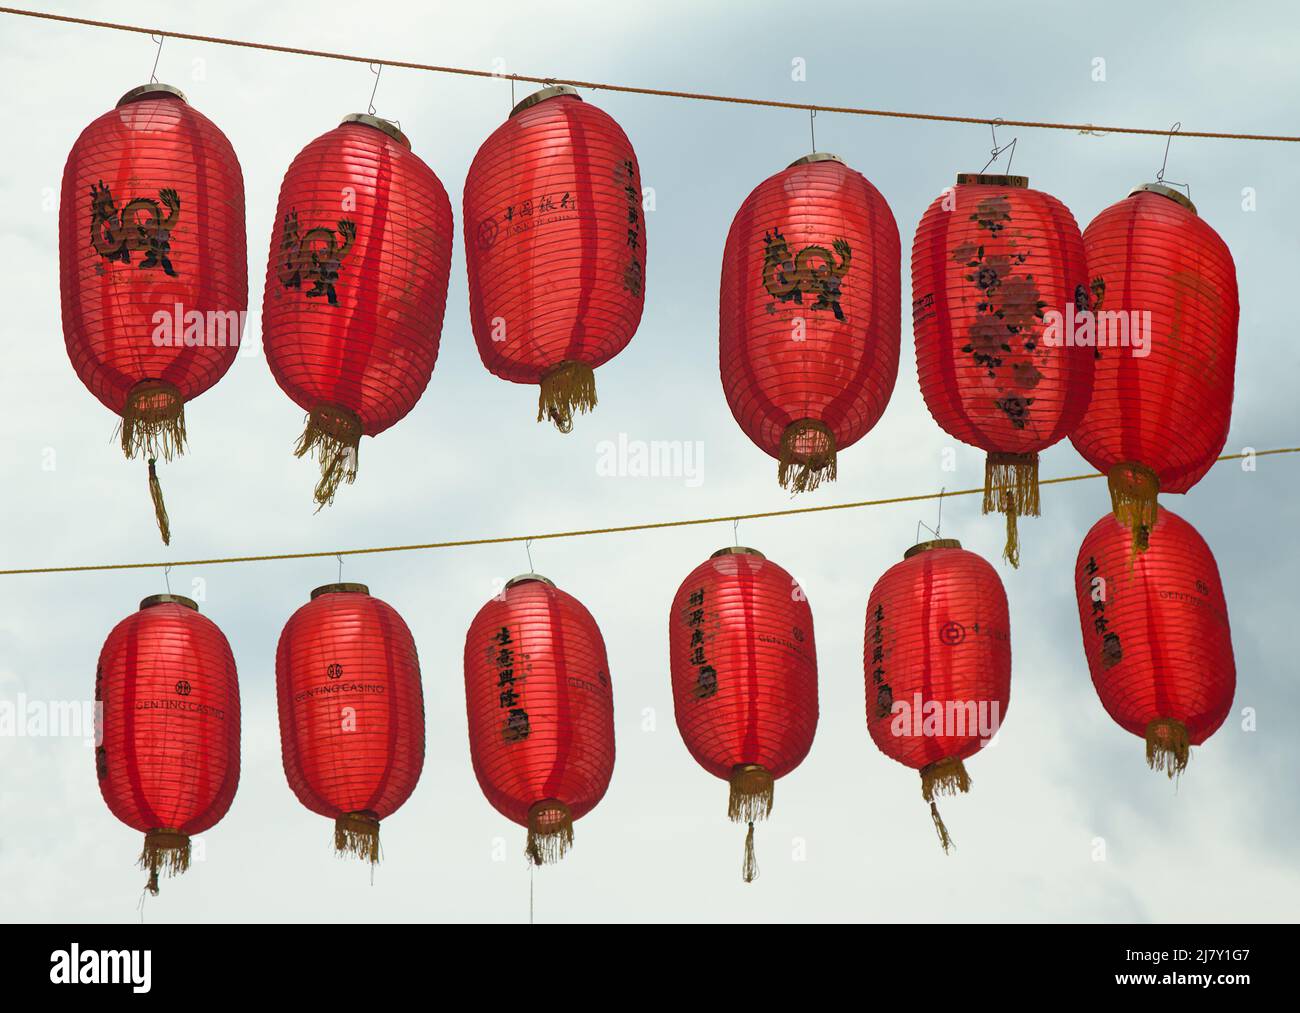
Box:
(327, 663, 343, 680)
(477, 217, 499, 249)
(1195, 579, 1209, 595)
(938, 621, 966, 646)
(174, 680, 192, 696)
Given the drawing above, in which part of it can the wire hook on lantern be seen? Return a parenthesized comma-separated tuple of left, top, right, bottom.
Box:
(1154, 121, 1192, 201)
(163, 564, 172, 595)
(148, 33, 164, 85)
(525, 537, 535, 573)
(981, 118, 1017, 174)
(809, 108, 817, 153)
(914, 486, 946, 545)
(367, 62, 383, 117)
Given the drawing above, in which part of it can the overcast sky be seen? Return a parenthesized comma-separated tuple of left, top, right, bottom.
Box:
(1, 0, 1297, 923)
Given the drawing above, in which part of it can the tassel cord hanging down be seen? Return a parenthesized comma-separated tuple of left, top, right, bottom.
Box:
(295, 403, 362, 509)
(920, 757, 971, 855)
(538, 361, 597, 433)
(983, 451, 1039, 567)
(777, 419, 838, 493)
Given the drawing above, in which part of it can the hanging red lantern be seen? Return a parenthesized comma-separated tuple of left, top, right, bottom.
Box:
(60, 84, 247, 544)
(463, 574, 615, 864)
(262, 114, 453, 507)
(668, 547, 817, 881)
(463, 86, 646, 432)
(720, 153, 901, 491)
(864, 538, 1010, 851)
(1074, 507, 1234, 778)
(95, 593, 241, 893)
(275, 582, 425, 863)
(1069, 185, 1239, 555)
(911, 173, 1093, 565)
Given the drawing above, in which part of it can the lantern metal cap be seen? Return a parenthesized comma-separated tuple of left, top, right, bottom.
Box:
(710, 546, 766, 560)
(903, 538, 962, 560)
(310, 582, 370, 599)
(788, 152, 845, 168)
(341, 113, 411, 149)
(510, 85, 580, 117)
(1129, 182, 1197, 215)
(506, 573, 556, 589)
(117, 83, 188, 107)
(139, 593, 198, 612)
(956, 172, 1029, 188)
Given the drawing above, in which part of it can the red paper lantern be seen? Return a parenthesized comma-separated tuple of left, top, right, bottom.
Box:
(263, 114, 453, 506)
(864, 539, 1011, 851)
(60, 84, 247, 543)
(912, 173, 1092, 565)
(1074, 507, 1235, 778)
(1069, 185, 1239, 554)
(463, 86, 646, 432)
(276, 583, 425, 862)
(463, 574, 615, 864)
(720, 154, 901, 491)
(668, 547, 817, 881)
(95, 594, 241, 893)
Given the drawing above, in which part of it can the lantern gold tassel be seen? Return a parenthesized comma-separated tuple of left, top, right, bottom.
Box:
(119, 380, 187, 462)
(777, 419, 838, 493)
(147, 458, 171, 546)
(334, 812, 381, 864)
(728, 763, 774, 824)
(1108, 462, 1160, 559)
(742, 821, 758, 883)
(920, 757, 971, 855)
(983, 452, 1040, 568)
(1145, 718, 1190, 780)
(525, 799, 574, 866)
(139, 829, 190, 895)
(537, 360, 597, 433)
(295, 404, 362, 509)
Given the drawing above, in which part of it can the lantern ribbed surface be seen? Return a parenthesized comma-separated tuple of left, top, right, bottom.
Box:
(463, 576, 615, 864)
(912, 176, 1092, 564)
(96, 596, 241, 889)
(1074, 508, 1235, 776)
(275, 584, 425, 859)
(463, 90, 646, 430)
(720, 155, 901, 491)
(1069, 189, 1239, 496)
(60, 86, 248, 420)
(262, 117, 453, 505)
(668, 548, 818, 781)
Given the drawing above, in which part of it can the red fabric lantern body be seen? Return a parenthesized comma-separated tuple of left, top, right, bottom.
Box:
(668, 547, 817, 881)
(275, 583, 425, 862)
(720, 154, 901, 491)
(95, 594, 241, 891)
(1074, 507, 1234, 778)
(463, 87, 645, 431)
(60, 84, 247, 543)
(463, 575, 615, 864)
(262, 115, 453, 506)
(864, 539, 1011, 850)
(911, 173, 1092, 565)
(1069, 186, 1239, 553)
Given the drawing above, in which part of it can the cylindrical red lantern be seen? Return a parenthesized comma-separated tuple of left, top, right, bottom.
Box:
(95, 594, 241, 892)
(864, 538, 1011, 851)
(720, 153, 901, 491)
(60, 84, 247, 543)
(1069, 185, 1239, 555)
(463, 574, 615, 864)
(1074, 507, 1234, 778)
(276, 583, 425, 862)
(668, 547, 817, 881)
(463, 86, 646, 432)
(263, 114, 453, 506)
(912, 173, 1093, 565)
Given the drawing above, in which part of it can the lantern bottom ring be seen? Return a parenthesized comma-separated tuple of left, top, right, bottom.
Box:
(120, 379, 186, 462)
(295, 402, 363, 508)
(334, 811, 382, 864)
(777, 418, 837, 493)
(526, 799, 574, 866)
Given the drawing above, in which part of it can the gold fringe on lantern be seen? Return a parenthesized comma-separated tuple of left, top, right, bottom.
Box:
(139, 828, 190, 896)
(777, 419, 838, 493)
(982, 452, 1040, 568)
(1108, 461, 1160, 560)
(294, 403, 362, 509)
(1145, 718, 1190, 780)
(147, 458, 171, 545)
(920, 757, 971, 855)
(537, 360, 597, 433)
(525, 799, 574, 866)
(119, 380, 187, 462)
(728, 763, 774, 824)
(334, 811, 381, 864)
(742, 821, 758, 883)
